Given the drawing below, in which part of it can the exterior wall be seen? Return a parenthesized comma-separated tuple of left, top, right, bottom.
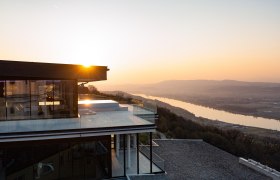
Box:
(0, 132, 160, 180)
(0, 79, 78, 121)
(0, 136, 111, 180)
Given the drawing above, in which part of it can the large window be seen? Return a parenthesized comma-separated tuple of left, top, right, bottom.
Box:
(0, 79, 77, 120)
(0, 136, 111, 180)
(5, 80, 30, 120)
(0, 81, 5, 120)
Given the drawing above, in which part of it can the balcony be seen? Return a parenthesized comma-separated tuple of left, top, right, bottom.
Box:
(0, 100, 156, 142)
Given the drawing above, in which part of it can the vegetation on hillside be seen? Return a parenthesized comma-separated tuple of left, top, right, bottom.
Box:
(78, 85, 137, 104)
(157, 107, 280, 171)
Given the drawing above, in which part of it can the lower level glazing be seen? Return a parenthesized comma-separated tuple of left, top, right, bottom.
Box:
(0, 133, 164, 180)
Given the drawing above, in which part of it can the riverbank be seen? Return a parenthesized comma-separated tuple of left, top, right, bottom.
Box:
(146, 96, 279, 139)
(154, 99, 280, 140)
(103, 91, 280, 139)
(132, 94, 280, 131)
(146, 93, 280, 121)
(111, 80, 280, 121)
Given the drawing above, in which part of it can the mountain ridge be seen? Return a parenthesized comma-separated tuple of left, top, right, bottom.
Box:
(97, 79, 280, 92)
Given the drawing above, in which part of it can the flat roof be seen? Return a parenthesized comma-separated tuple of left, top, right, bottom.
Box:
(153, 140, 269, 180)
(0, 60, 108, 81)
(0, 105, 156, 142)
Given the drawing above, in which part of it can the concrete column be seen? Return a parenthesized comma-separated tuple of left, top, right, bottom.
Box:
(0, 164, 5, 180)
(127, 134, 131, 168)
(116, 134, 120, 157)
(0, 159, 4, 179)
(133, 134, 137, 148)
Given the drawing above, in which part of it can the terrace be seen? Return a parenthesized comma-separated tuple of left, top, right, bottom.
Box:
(0, 101, 156, 142)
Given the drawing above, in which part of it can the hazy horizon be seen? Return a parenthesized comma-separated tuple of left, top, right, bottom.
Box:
(1, 0, 280, 85)
(94, 79, 280, 94)
(95, 78, 280, 86)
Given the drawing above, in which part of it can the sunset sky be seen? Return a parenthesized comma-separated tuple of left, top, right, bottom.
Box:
(1, 0, 280, 86)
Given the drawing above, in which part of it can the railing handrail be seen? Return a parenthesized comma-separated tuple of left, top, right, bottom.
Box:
(139, 143, 165, 162)
(132, 104, 157, 114)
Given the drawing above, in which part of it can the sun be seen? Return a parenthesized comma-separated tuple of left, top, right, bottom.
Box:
(82, 63, 91, 68)
(80, 61, 93, 68)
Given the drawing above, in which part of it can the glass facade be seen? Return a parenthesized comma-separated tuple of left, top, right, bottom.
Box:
(0, 80, 77, 121)
(139, 132, 152, 174)
(0, 81, 5, 120)
(0, 136, 111, 180)
(111, 133, 163, 178)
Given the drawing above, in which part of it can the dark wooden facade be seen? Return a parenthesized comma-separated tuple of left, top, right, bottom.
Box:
(0, 60, 108, 81)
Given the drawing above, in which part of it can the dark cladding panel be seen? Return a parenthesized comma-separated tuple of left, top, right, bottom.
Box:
(0, 81, 4, 97)
(0, 136, 111, 180)
(0, 60, 108, 82)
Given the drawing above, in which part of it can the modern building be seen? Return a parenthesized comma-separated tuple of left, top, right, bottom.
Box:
(0, 60, 163, 180)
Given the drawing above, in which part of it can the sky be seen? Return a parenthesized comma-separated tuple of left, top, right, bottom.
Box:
(0, 0, 280, 86)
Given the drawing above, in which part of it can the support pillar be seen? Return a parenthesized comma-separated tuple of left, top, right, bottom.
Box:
(123, 135, 126, 175)
(133, 134, 137, 148)
(150, 132, 153, 173)
(116, 134, 120, 157)
(127, 134, 131, 169)
(137, 134, 139, 174)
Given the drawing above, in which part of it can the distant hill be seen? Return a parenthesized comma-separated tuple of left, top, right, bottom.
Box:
(101, 80, 280, 120)
(100, 80, 280, 98)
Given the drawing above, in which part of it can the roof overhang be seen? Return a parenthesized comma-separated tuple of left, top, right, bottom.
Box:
(0, 125, 156, 143)
(0, 60, 108, 82)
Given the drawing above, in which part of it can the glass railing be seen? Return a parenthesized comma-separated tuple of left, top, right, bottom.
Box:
(0, 101, 157, 138)
(139, 143, 165, 173)
(132, 104, 158, 123)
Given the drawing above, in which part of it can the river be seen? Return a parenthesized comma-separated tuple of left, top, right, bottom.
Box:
(134, 94, 280, 131)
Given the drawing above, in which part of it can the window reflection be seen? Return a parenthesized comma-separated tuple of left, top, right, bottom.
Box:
(0, 137, 111, 180)
(0, 81, 5, 120)
(6, 80, 30, 120)
(0, 79, 77, 120)
(31, 80, 54, 119)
